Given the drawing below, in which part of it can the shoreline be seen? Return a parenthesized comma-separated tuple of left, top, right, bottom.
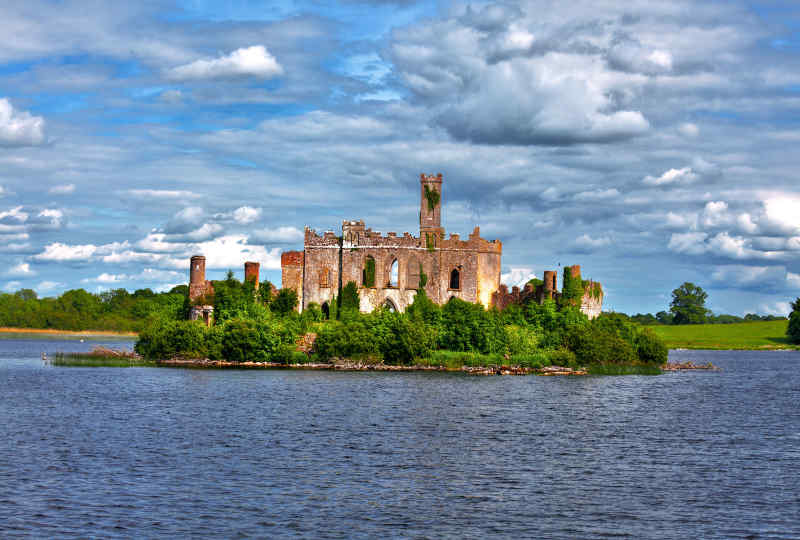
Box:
(0, 327, 137, 338)
(157, 358, 589, 375)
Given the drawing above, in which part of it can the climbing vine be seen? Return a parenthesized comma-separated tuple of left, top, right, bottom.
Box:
(426, 233, 435, 252)
(561, 266, 584, 307)
(419, 263, 428, 288)
(424, 184, 440, 212)
(363, 257, 376, 288)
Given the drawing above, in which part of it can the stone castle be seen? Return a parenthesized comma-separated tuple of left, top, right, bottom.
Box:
(188, 173, 603, 320)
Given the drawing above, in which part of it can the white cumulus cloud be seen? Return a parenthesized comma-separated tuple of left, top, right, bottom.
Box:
(0, 98, 45, 147)
(501, 267, 537, 288)
(167, 45, 283, 81)
(6, 262, 34, 276)
(33, 242, 97, 262)
(232, 206, 262, 224)
(643, 167, 698, 186)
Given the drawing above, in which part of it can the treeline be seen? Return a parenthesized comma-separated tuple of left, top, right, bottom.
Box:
(0, 287, 186, 332)
(624, 312, 786, 326)
(135, 275, 668, 369)
(0, 271, 283, 333)
(621, 281, 786, 326)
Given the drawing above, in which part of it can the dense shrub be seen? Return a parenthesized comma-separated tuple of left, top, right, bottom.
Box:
(376, 313, 437, 364)
(506, 325, 539, 355)
(135, 320, 207, 359)
(271, 288, 298, 316)
(221, 319, 282, 363)
(314, 319, 380, 360)
(439, 298, 507, 354)
(566, 325, 637, 366)
(635, 328, 669, 364)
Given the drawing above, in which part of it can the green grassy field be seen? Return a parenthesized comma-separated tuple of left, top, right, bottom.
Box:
(649, 320, 796, 350)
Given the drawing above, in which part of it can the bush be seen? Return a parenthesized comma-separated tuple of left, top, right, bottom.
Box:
(314, 319, 380, 360)
(635, 328, 669, 364)
(506, 325, 539, 355)
(439, 298, 507, 354)
(221, 319, 282, 363)
(135, 319, 207, 359)
(271, 289, 298, 316)
(566, 325, 637, 366)
(378, 314, 436, 365)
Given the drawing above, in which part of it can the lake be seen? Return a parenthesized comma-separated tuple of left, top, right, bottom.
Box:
(1, 337, 799, 539)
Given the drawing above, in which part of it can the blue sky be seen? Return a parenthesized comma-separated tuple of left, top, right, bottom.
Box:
(2, 0, 800, 316)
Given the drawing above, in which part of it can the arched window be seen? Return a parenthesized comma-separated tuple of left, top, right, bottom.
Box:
(363, 255, 376, 287)
(321, 302, 330, 319)
(383, 299, 397, 313)
(449, 268, 460, 290)
(388, 259, 398, 287)
(319, 267, 330, 288)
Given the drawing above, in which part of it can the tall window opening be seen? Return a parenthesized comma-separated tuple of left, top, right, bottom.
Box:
(449, 268, 461, 290)
(319, 267, 330, 288)
(388, 259, 398, 287)
(363, 256, 376, 287)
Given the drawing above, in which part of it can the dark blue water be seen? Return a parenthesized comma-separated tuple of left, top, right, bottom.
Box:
(1, 338, 799, 539)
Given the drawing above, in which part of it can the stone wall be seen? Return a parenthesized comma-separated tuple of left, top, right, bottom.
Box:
(293, 223, 502, 313)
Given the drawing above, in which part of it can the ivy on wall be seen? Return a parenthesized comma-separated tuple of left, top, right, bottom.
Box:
(561, 266, 584, 306)
(363, 257, 376, 288)
(426, 233, 435, 252)
(424, 184, 440, 211)
(419, 263, 428, 288)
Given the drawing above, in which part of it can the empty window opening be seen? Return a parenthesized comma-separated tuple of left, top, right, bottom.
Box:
(363, 256, 376, 288)
(450, 268, 461, 290)
(383, 299, 397, 313)
(388, 259, 398, 287)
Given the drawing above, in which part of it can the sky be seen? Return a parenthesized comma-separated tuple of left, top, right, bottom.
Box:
(2, 0, 800, 316)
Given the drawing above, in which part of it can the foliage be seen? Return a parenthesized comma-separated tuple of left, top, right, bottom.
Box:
(368, 309, 437, 364)
(565, 324, 637, 366)
(405, 289, 441, 328)
(439, 298, 507, 354)
(221, 319, 283, 363)
(258, 280, 274, 305)
(560, 266, 585, 308)
(423, 184, 440, 211)
(527, 278, 543, 289)
(314, 319, 380, 360)
(506, 324, 539, 355)
(670, 282, 711, 324)
(425, 233, 435, 252)
(339, 281, 360, 314)
(635, 328, 669, 364)
(271, 288, 298, 316)
(418, 263, 428, 288)
(787, 297, 800, 344)
(135, 320, 207, 359)
(363, 257, 376, 287)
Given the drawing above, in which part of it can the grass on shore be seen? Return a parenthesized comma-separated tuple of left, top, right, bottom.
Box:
(51, 353, 155, 367)
(649, 320, 795, 350)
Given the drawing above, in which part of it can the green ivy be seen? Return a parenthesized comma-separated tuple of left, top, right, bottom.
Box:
(424, 184, 440, 211)
(419, 263, 428, 288)
(426, 233, 435, 252)
(364, 257, 376, 288)
(561, 266, 584, 307)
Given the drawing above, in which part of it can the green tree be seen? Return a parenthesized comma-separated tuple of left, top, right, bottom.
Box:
(339, 281, 360, 314)
(669, 282, 710, 325)
(271, 288, 298, 316)
(788, 297, 800, 344)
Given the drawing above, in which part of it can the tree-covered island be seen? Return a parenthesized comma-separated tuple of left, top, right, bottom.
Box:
(131, 269, 668, 374)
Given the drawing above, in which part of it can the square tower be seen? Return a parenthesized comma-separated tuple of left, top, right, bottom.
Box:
(420, 173, 444, 238)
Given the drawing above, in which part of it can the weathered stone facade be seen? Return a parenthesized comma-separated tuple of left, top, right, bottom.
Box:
(185, 172, 604, 319)
(490, 264, 604, 319)
(282, 173, 502, 313)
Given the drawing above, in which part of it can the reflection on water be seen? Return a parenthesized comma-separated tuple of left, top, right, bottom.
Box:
(1, 339, 799, 539)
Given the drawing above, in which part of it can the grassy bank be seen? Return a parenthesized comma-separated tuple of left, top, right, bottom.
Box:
(51, 353, 156, 367)
(649, 320, 795, 350)
(0, 327, 137, 338)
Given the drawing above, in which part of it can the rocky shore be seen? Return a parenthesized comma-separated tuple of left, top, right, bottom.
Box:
(662, 361, 719, 371)
(157, 357, 589, 375)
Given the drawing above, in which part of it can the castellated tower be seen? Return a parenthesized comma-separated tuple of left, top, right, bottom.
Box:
(420, 173, 444, 238)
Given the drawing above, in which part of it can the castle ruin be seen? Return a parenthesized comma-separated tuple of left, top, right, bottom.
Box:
(188, 173, 603, 320)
